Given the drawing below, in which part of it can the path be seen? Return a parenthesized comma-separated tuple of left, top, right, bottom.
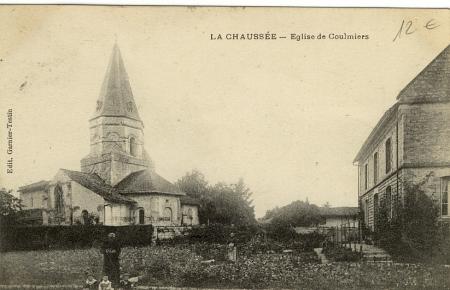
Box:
(344, 243, 392, 262)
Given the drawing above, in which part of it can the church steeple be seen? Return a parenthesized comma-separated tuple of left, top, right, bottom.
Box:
(81, 43, 151, 186)
(92, 44, 142, 122)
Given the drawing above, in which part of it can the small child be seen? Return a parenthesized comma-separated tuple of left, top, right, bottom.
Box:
(83, 273, 98, 290)
(119, 273, 134, 290)
(98, 275, 113, 290)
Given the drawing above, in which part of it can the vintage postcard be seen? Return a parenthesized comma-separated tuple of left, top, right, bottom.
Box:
(0, 6, 449, 289)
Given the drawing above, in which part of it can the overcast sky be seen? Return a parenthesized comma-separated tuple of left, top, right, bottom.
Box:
(0, 6, 448, 217)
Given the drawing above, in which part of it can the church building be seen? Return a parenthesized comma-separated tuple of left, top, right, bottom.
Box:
(18, 44, 200, 227)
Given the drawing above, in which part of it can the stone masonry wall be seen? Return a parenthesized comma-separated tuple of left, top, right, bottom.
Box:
(402, 102, 450, 166)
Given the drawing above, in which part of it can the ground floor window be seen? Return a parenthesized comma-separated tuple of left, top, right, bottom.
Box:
(363, 199, 369, 226)
(442, 180, 449, 216)
(386, 186, 392, 218)
(373, 193, 379, 229)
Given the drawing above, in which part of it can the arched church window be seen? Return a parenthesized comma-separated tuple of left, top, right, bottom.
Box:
(163, 207, 172, 222)
(130, 137, 137, 157)
(54, 184, 64, 216)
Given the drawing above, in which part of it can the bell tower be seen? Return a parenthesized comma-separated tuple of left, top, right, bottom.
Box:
(81, 44, 152, 185)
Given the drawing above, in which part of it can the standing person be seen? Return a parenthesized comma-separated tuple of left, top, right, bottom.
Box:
(227, 232, 237, 262)
(101, 232, 121, 288)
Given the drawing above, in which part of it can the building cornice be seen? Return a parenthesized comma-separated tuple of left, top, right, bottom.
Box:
(353, 103, 399, 164)
(359, 162, 450, 198)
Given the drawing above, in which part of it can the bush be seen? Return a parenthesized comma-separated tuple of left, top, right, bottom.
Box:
(0, 224, 154, 251)
(323, 244, 360, 262)
(185, 224, 260, 244)
(373, 175, 448, 263)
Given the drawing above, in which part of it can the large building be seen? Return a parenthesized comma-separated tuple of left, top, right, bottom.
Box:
(354, 44, 450, 231)
(18, 44, 200, 227)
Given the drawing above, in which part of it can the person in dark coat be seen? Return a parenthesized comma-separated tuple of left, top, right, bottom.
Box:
(227, 232, 237, 262)
(101, 232, 121, 288)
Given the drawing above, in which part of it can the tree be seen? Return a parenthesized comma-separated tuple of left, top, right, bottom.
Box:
(266, 200, 322, 227)
(0, 188, 23, 226)
(208, 180, 256, 225)
(263, 206, 280, 220)
(175, 170, 208, 199)
(176, 171, 256, 226)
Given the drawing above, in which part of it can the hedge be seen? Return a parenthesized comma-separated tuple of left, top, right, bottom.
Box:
(183, 224, 260, 244)
(0, 225, 154, 252)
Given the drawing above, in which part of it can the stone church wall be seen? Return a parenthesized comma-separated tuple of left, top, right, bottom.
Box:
(104, 203, 132, 226)
(181, 204, 199, 226)
(20, 189, 47, 210)
(71, 181, 105, 224)
(130, 194, 182, 226)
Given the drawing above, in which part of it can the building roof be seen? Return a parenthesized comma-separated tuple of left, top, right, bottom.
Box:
(354, 44, 450, 163)
(319, 207, 359, 217)
(60, 169, 136, 204)
(397, 44, 450, 104)
(18, 180, 49, 193)
(91, 43, 142, 122)
(353, 103, 399, 163)
(180, 195, 201, 206)
(114, 169, 185, 196)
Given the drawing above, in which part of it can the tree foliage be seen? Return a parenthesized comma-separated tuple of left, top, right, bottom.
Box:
(0, 188, 22, 216)
(373, 174, 449, 263)
(0, 188, 23, 227)
(264, 200, 322, 227)
(175, 170, 209, 199)
(176, 170, 256, 225)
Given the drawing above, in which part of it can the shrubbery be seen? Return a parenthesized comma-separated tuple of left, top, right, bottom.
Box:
(370, 175, 450, 264)
(0, 224, 154, 251)
(323, 245, 360, 262)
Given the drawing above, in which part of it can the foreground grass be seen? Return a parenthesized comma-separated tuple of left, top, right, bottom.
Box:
(0, 245, 449, 289)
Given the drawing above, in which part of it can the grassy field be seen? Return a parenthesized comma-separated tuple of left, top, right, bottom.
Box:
(1, 244, 450, 289)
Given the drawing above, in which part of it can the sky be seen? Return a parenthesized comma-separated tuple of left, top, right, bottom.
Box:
(0, 6, 448, 217)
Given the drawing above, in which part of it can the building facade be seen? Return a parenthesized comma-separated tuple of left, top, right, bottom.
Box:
(18, 44, 200, 227)
(318, 207, 359, 228)
(354, 45, 450, 231)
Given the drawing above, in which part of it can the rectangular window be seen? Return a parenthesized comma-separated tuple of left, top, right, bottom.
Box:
(385, 138, 392, 173)
(373, 152, 378, 184)
(386, 186, 392, 218)
(364, 164, 368, 190)
(443, 181, 449, 216)
(366, 201, 369, 225)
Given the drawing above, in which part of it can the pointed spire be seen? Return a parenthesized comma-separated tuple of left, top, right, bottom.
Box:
(92, 43, 142, 122)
